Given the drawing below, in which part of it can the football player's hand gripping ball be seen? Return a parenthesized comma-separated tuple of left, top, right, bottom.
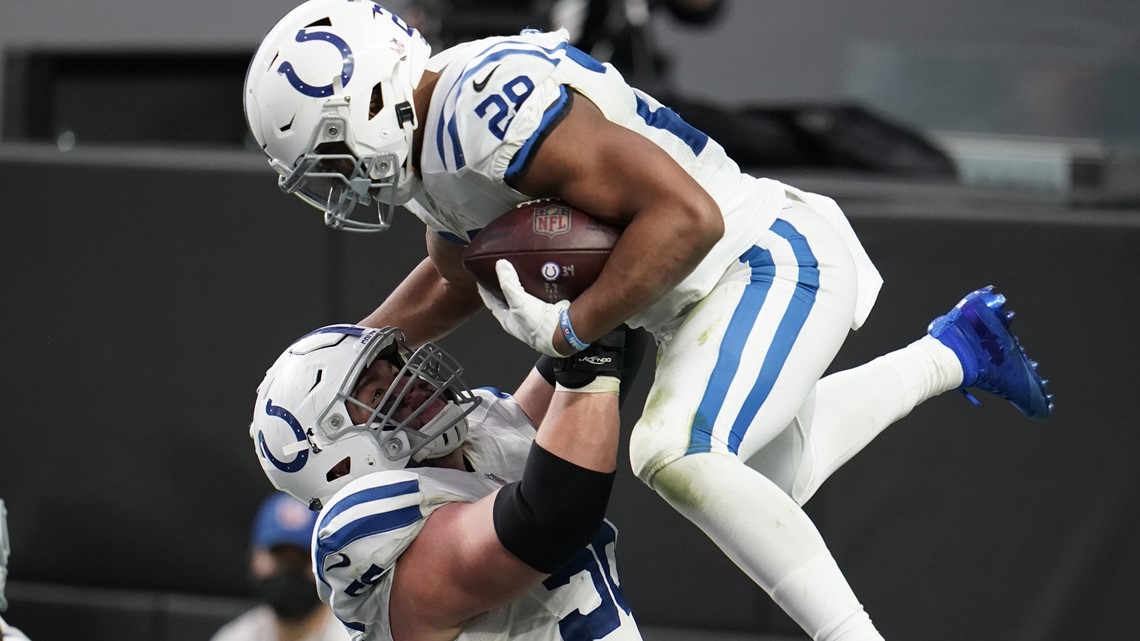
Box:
(479, 259, 571, 357)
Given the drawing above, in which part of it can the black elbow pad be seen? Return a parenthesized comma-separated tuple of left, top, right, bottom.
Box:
(492, 443, 615, 573)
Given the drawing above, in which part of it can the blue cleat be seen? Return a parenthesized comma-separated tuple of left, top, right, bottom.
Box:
(927, 286, 1054, 419)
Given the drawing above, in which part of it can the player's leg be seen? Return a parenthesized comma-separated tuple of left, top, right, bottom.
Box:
(751, 287, 1054, 506)
(749, 333, 963, 505)
(652, 455, 881, 640)
(631, 202, 883, 640)
(629, 198, 859, 480)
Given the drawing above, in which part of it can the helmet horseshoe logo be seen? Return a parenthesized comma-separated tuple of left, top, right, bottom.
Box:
(277, 28, 355, 98)
(259, 399, 310, 472)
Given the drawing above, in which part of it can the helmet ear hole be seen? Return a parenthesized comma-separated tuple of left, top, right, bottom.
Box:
(369, 82, 385, 120)
(326, 457, 352, 482)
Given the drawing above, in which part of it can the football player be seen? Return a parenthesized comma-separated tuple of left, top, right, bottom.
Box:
(250, 324, 641, 640)
(244, 3, 1054, 639)
(0, 500, 32, 641)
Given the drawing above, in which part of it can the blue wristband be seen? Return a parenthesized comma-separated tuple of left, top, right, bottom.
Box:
(558, 307, 590, 352)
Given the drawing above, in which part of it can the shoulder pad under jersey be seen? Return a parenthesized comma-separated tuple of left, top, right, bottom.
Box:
(431, 31, 581, 179)
(312, 467, 502, 631)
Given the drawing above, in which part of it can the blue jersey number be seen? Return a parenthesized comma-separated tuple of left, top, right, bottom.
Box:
(475, 75, 535, 140)
(344, 563, 388, 597)
(635, 95, 708, 156)
(542, 521, 631, 640)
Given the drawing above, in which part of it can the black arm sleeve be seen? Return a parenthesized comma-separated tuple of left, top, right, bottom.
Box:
(492, 443, 616, 573)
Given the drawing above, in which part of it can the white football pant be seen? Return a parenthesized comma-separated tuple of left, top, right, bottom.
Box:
(629, 197, 963, 641)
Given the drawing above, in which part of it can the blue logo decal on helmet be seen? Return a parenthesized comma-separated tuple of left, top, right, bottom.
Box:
(278, 29, 355, 98)
(372, 3, 417, 38)
(298, 324, 368, 340)
(260, 399, 310, 472)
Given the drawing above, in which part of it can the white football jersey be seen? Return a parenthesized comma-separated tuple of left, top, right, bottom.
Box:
(313, 388, 641, 641)
(406, 29, 788, 333)
(0, 615, 31, 641)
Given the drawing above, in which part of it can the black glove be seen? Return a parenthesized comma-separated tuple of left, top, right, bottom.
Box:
(534, 326, 651, 405)
(552, 325, 628, 389)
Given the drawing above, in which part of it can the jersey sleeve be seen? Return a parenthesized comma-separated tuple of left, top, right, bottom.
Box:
(437, 30, 601, 186)
(312, 466, 506, 637)
(312, 470, 428, 635)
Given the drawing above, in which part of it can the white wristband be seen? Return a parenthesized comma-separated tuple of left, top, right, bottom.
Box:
(555, 376, 621, 395)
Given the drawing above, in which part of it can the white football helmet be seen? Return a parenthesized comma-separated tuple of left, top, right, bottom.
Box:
(244, 0, 432, 232)
(250, 325, 480, 510)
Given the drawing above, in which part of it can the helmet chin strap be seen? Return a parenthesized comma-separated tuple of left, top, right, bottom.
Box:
(386, 55, 421, 208)
(377, 401, 474, 463)
(411, 403, 471, 463)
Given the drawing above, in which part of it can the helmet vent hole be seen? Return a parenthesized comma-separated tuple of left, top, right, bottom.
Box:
(326, 457, 351, 482)
(279, 116, 295, 133)
(308, 369, 323, 393)
(305, 18, 333, 28)
(369, 83, 385, 120)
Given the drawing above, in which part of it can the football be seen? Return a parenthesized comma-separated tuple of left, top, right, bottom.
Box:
(462, 199, 621, 303)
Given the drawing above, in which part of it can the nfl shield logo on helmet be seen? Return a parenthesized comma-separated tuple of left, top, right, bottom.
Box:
(532, 205, 572, 238)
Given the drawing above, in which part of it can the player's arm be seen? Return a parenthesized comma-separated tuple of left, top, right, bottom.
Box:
(387, 388, 620, 641)
(510, 90, 724, 350)
(511, 367, 556, 427)
(358, 230, 484, 346)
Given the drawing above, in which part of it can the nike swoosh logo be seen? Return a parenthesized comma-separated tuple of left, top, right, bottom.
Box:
(325, 553, 351, 571)
(472, 64, 500, 92)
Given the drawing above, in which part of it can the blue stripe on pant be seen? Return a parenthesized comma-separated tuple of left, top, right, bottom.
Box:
(685, 219, 821, 456)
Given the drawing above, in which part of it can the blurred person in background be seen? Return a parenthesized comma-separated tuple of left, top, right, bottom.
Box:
(405, 0, 951, 173)
(210, 493, 350, 641)
(549, 0, 724, 93)
(408, 0, 723, 94)
(0, 500, 31, 641)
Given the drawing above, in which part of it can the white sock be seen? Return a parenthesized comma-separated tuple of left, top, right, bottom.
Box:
(771, 554, 883, 641)
(651, 453, 884, 641)
(789, 335, 964, 504)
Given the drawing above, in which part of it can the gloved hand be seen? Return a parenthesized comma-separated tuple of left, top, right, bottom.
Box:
(478, 259, 569, 357)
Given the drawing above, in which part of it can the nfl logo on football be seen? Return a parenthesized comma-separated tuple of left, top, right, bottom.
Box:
(532, 205, 571, 238)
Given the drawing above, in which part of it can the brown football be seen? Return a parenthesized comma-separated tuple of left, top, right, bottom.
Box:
(462, 199, 620, 303)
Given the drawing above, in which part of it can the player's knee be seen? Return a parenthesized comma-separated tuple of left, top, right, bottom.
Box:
(628, 419, 689, 486)
(633, 451, 740, 515)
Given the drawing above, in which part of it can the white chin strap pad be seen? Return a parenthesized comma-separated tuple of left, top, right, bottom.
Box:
(411, 403, 470, 463)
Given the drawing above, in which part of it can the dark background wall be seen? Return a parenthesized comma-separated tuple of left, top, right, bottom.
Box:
(1, 152, 1136, 639)
(2, 0, 1139, 144)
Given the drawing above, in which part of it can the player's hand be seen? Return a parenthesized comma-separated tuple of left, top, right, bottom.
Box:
(479, 259, 570, 357)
